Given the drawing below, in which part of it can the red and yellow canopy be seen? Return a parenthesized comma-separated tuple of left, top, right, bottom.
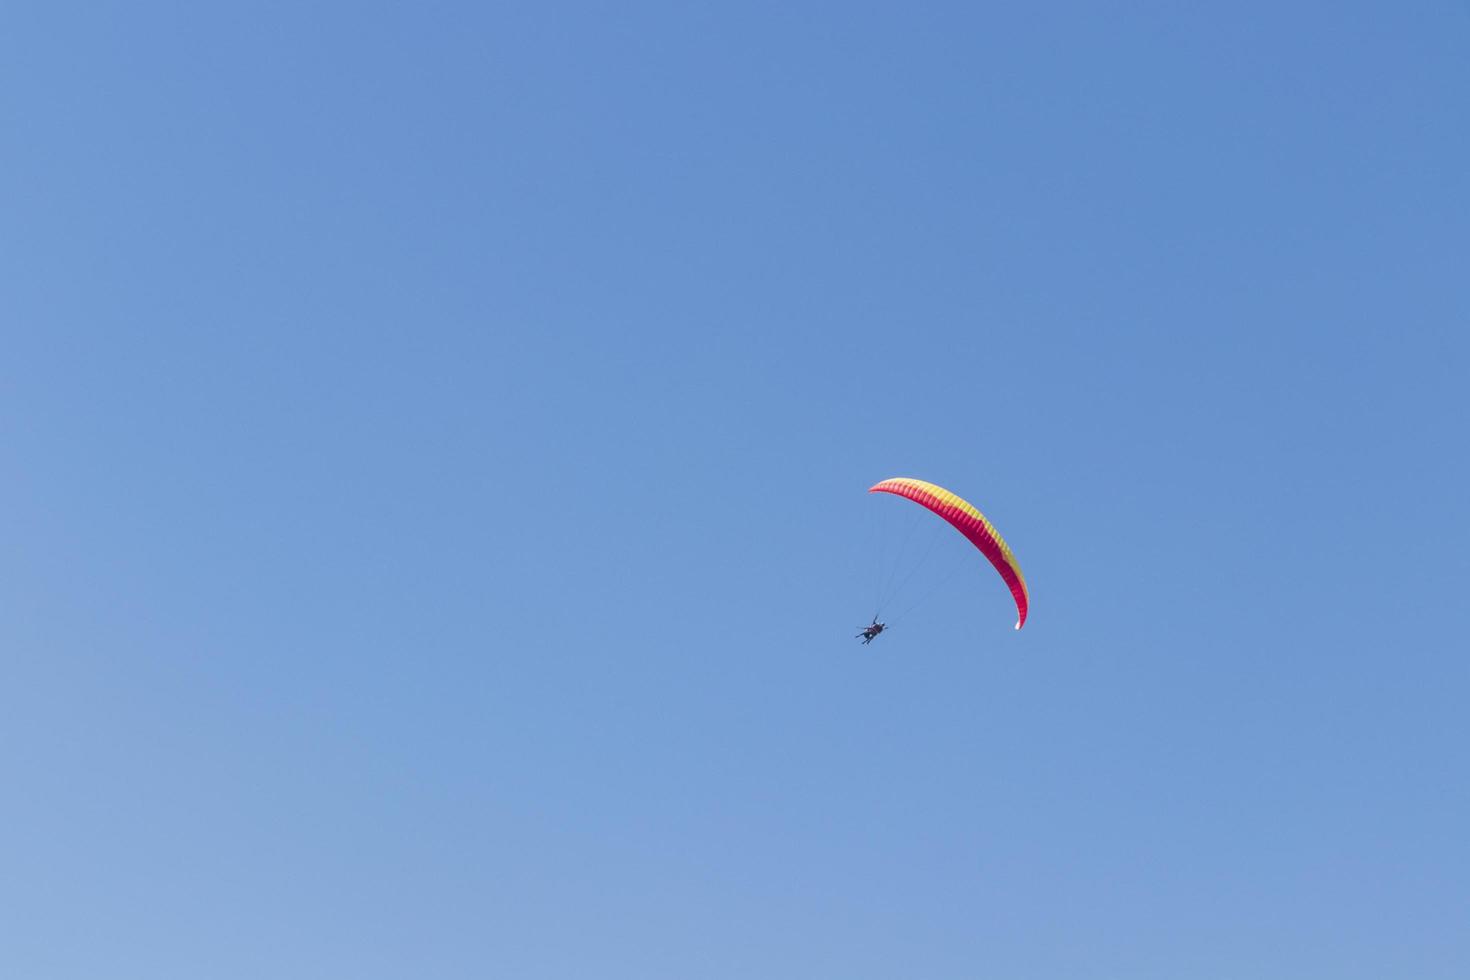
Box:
(869, 477, 1029, 630)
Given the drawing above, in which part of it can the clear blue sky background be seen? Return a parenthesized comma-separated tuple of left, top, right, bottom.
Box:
(4, 2, 1468, 977)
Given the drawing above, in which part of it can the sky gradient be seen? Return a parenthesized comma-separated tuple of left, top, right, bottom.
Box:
(5, 2, 1469, 977)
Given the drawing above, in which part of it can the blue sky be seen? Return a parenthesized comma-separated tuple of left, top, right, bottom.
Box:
(4, 2, 1468, 977)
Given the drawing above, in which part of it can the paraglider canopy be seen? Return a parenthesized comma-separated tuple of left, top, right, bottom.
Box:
(869, 477, 1029, 630)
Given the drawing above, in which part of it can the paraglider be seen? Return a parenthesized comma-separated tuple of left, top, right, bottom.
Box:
(856, 618, 887, 644)
(866, 477, 1029, 631)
